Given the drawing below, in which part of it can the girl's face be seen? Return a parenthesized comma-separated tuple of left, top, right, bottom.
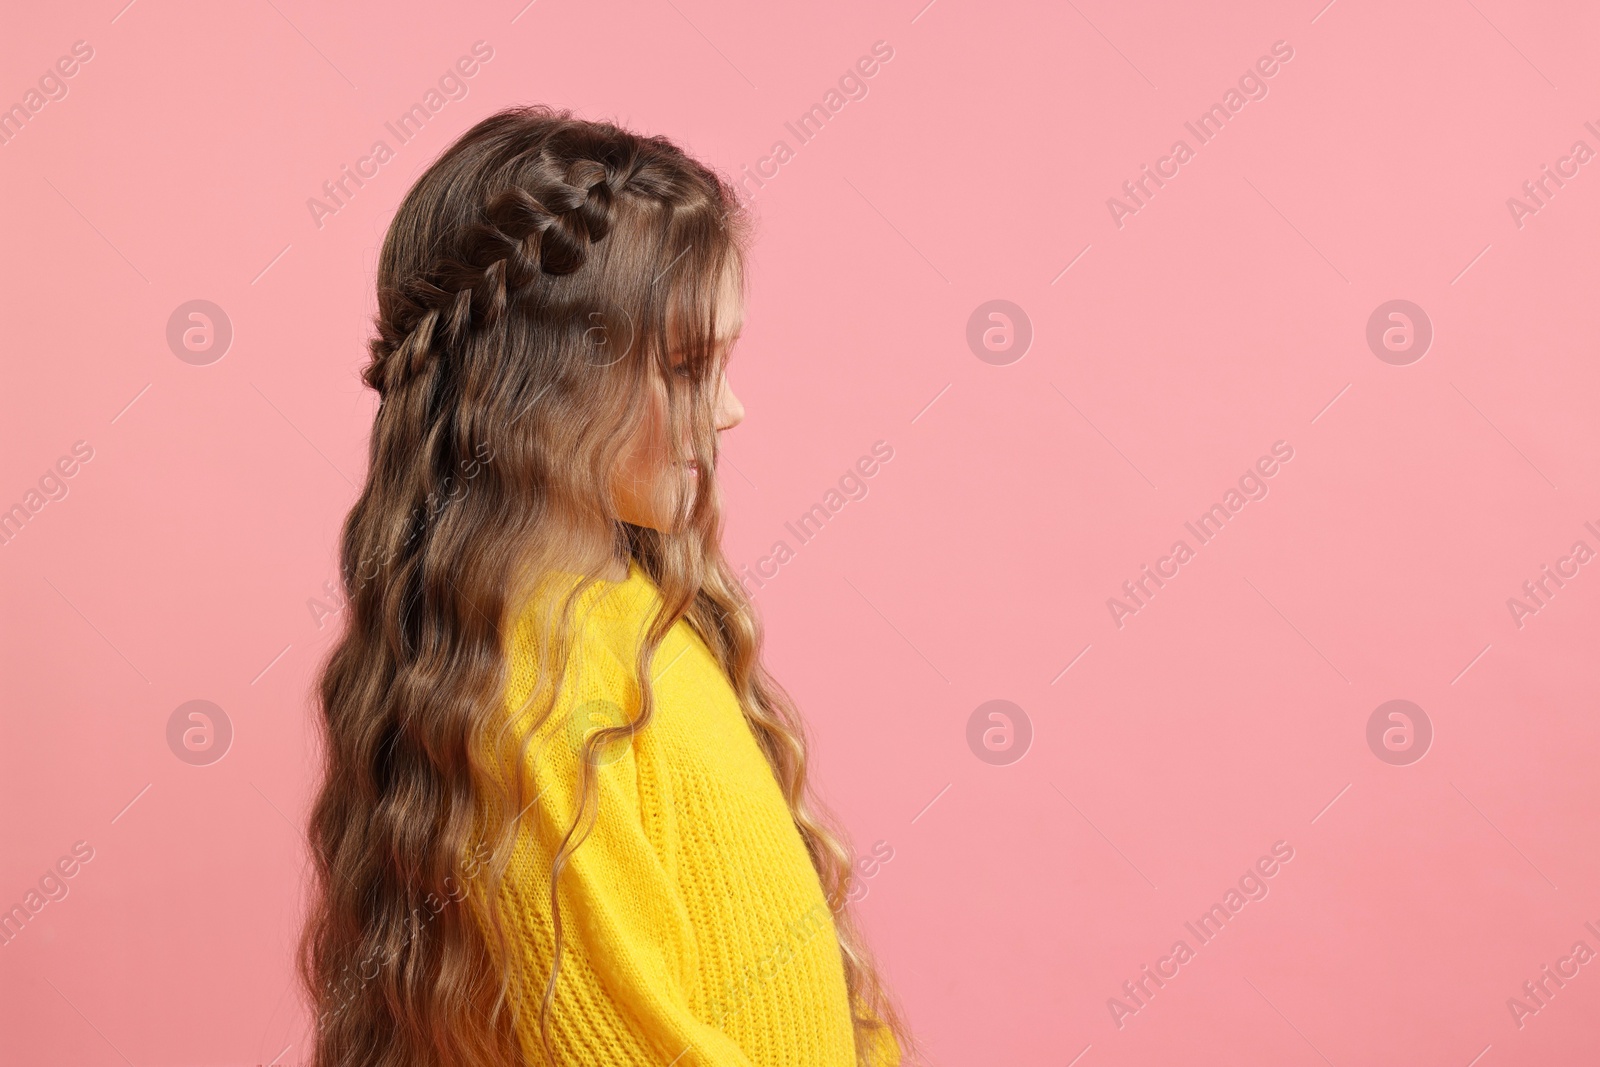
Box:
(610, 267, 745, 533)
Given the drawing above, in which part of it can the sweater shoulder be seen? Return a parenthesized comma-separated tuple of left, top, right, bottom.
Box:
(490, 587, 656, 801)
(502, 585, 647, 712)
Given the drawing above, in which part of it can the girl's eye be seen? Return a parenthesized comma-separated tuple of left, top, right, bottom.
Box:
(673, 364, 693, 378)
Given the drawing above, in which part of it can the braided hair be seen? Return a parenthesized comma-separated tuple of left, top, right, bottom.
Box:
(363, 155, 620, 399)
(299, 104, 918, 1067)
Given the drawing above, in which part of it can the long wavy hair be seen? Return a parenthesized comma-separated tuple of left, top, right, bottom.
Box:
(296, 105, 917, 1067)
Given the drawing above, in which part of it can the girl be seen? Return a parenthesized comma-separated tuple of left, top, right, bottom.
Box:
(298, 105, 917, 1067)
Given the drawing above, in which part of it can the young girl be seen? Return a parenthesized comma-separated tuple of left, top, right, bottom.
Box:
(298, 105, 916, 1067)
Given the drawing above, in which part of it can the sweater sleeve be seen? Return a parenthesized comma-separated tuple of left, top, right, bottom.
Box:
(491, 632, 759, 1067)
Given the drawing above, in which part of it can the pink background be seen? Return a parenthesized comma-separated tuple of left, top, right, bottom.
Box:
(3, 0, 1599, 1063)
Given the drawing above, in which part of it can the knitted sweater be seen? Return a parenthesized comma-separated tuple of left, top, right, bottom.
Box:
(469, 558, 899, 1066)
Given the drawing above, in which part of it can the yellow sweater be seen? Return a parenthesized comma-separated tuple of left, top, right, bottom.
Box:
(469, 558, 898, 1066)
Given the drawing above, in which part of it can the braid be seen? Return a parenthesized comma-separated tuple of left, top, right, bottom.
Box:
(363, 152, 632, 399)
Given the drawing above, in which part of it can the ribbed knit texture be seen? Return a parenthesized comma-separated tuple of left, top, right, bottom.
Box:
(468, 558, 899, 1066)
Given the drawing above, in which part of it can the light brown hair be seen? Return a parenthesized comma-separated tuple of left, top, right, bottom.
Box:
(297, 104, 917, 1067)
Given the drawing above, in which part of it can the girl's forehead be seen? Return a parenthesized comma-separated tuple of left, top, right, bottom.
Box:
(666, 284, 744, 349)
(715, 272, 745, 341)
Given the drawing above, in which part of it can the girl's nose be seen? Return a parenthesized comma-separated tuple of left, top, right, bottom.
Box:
(715, 377, 744, 431)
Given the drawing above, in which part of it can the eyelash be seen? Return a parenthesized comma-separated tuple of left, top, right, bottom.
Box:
(671, 342, 734, 379)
